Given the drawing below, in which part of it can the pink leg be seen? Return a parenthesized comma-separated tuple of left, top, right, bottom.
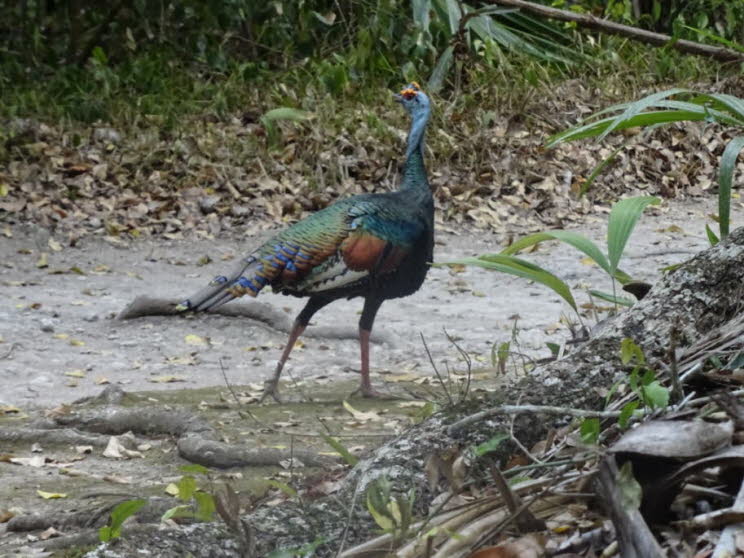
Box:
(261, 322, 305, 402)
(359, 327, 382, 398)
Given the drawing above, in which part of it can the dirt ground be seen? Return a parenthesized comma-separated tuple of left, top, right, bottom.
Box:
(0, 194, 734, 554)
(0, 196, 718, 409)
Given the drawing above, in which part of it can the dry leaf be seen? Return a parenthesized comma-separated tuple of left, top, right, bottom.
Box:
(184, 334, 208, 346)
(342, 400, 382, 422)
(37, 490, 67, 499)
(10, 455, 46, 467)
(149, 375, 186, 383)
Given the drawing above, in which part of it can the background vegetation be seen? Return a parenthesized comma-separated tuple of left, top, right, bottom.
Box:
(2, 0, 744, 125)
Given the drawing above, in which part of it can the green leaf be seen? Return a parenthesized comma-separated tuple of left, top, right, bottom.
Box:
(99, 499, 146, 542)
(579, 139, 630, 197)
(618, 401, 639, 429)
(718, 136, 744, 238)
(428, 45, 454, 94)
(193, 491, 216, 521)
(642, 381, 669, 409)
(176, 475, 197, 501)
(411, 401, 435, 423)
(547, 109, 708, 147)
(502, 230, 612, 276)
(320, 433, 359, 466)
(412, 0, 431, 32)
(599, 88, 688, 140)
(580, 418, 600, 445)
(474, 433, 509, 456)
(705, 223, 720, 246)
(179, 464, 210, 475)
(161, 504, 194, 521)
(367, 493, 395, 531)
(620, 338, 645, 365)
(589, 290, 635, 307)
(266, 479, 298, 499)
(98, 526, 113, 542)
(260, 107, 314, 124)
(443, 254, 576, 311)
(607, 196, 660, 274)
(617, 461, 642, 510)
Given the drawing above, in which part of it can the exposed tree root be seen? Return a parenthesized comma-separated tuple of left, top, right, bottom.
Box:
(116, 295, 394, 344)
(0, 427, 112, 448)
(178, 436, 336, 468)
(7, 498, 173, 533)
(53, 407, 214, 438)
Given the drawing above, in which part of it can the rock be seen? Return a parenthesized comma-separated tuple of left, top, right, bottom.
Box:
(39, 319, 54, 333)
(198, 196, 221, 214)
(93, 127, 122, 144)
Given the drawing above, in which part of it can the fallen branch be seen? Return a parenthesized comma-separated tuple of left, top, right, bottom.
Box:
(595, 456, 665, 558)
(486, 0, 744, 63)
(0, 427, 113, 448)
(177, 436, 337, 468)
(448, 403, 621, 436)
(117, 295, 393, 343)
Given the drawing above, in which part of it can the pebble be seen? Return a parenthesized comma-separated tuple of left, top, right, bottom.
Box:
(40, 319, 54, 333)
(83, 314, 99, 322)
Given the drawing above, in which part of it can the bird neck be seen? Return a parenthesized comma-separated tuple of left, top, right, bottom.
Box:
(400, 110, 430, 194)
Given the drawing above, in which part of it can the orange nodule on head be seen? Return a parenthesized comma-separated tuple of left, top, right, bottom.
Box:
(400, 82, 422, 100)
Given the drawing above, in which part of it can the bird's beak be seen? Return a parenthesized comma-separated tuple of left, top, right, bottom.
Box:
(393, 93, 403, 103)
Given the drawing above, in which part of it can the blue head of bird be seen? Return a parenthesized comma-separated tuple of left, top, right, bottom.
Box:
(394, 82, 430, 119)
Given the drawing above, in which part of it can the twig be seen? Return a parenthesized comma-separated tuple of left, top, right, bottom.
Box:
(712, 474, 744, 557)
(484, 0, 744, 63)
(0, 342, 18, 360)
(335, 479, 362, 557)
(420, 332, 454, 406)
(508, 396, 544, 465)
(444, 329, 473, 400)
(448, 403, 621, 436)
(487, 459, 545, 532)
(219, 358, 266, 429)
(668, 322, 684, 403)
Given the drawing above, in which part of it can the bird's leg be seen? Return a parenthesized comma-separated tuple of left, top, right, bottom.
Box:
(358, 297, 384, 398)
(260, 321, 305, 403)
(260, 296, 331, 403)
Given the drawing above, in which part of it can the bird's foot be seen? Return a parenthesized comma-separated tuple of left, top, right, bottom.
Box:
(349, 384, 386, 399)
(259, 380, 282, 403)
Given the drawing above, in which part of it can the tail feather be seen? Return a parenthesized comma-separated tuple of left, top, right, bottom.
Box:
(177, 257, 258, 313)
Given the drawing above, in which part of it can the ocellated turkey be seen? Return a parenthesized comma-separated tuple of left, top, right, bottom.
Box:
(177, 83, 434, 401)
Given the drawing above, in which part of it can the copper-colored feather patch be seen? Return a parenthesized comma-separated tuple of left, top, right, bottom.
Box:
(341, 233, 389, 271)
(377, 245, 407, 273)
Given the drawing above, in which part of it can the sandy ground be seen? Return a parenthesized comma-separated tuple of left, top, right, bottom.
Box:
(0, 197, 719, 409)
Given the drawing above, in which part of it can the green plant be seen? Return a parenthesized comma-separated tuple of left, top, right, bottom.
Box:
(162, 464, 216, 523)
(443, 195, 659, 315)
(548, 89, 744, 243)
(267, 537, 327, 558)
(99, 499, 146, 542)
(320, 433, 359, 467)
(261, 107, 314, 148)
(620, 337, 670, 411)
(366, 475, 416, 545)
